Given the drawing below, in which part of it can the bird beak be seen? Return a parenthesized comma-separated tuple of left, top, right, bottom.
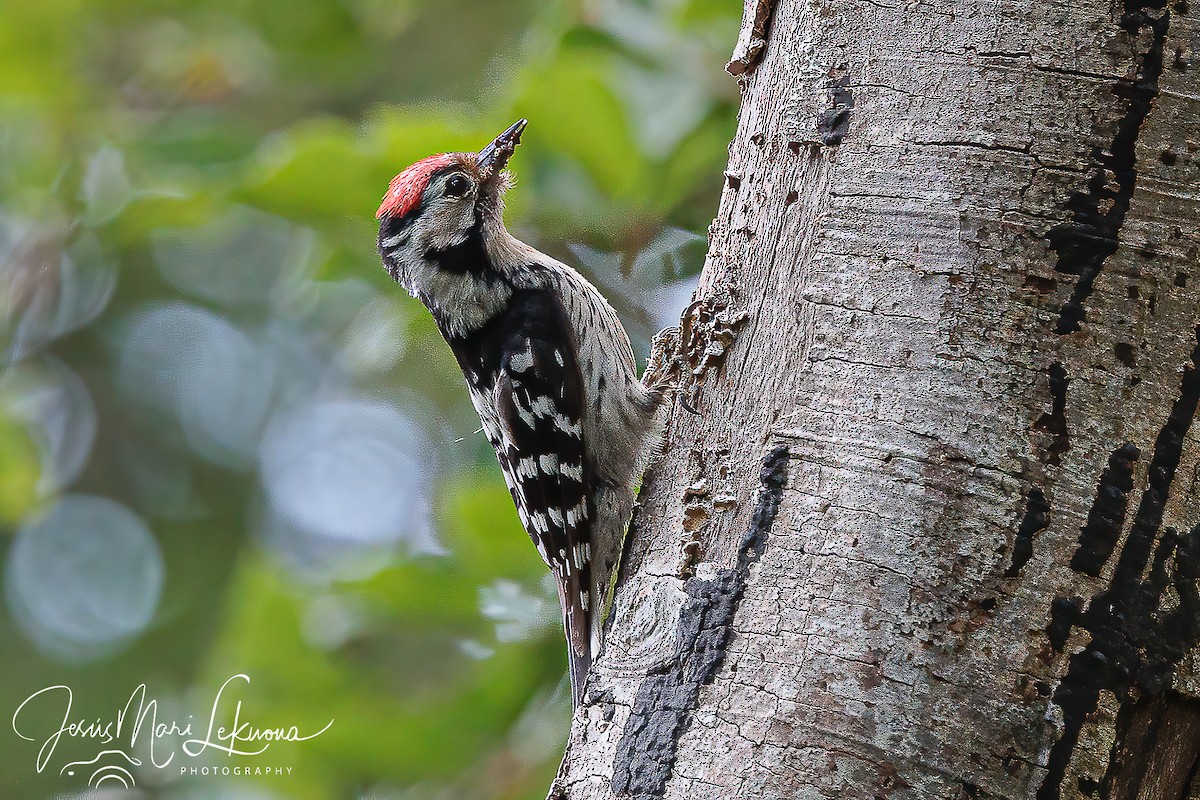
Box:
(477, 119, 527, 177)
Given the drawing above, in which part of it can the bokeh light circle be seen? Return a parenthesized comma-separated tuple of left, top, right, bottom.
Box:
(258, 398, 435, 550)
(5, 495, 165, 661)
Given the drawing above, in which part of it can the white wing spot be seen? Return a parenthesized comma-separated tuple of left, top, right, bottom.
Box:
(510, 342, 534, 373)
(539, 453, 559, 474)
(565, 497, 588, 527)
(517, 456, 538, 479)
(515, 392, 537, 428)
(531, 396, 557, 418)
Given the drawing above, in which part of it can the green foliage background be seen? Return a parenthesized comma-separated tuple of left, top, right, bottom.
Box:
(0, 1, 738, 797)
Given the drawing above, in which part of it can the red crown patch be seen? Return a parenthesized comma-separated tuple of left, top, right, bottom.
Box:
(376, 153, 459, 220)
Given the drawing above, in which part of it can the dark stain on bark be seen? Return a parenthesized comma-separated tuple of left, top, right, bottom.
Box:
(1033, 362, 1071, 466)
(1037, 326, 1200, 800)
(1114, 341, 1137, 368)
(1006, 488, 1051, 577)
(1025, 274, 1059, 294)
(1048, 2, 1169, 334)
(1046, 596, 1085, 652)
(817, 75, 854, 147)
(1070, 442, 1141, 576)
(610, 445, 789, 799)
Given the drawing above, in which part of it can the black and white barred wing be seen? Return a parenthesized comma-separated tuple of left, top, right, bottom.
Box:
(492, 332, 595, 702)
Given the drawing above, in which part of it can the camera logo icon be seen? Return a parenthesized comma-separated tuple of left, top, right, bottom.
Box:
(60, 749, 142, 788)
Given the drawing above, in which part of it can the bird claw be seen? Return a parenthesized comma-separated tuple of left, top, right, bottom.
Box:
(643, 326, 681, 393)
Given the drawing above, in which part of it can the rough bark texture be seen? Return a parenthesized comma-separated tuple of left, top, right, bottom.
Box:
(553, 0, 1200, 797)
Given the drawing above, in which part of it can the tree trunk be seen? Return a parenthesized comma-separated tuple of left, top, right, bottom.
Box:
(552, 0, 1200, 797)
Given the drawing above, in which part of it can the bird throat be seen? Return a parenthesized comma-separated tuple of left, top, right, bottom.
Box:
(419, 224, 515, 339)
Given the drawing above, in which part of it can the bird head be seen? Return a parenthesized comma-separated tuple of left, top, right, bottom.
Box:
(376, 119, 527, 295)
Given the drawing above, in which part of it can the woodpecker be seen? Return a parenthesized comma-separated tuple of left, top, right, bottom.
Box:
(376, 120, 669, 706)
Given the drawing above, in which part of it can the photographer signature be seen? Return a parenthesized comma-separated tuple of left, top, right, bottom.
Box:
(12, 674, 333, 780)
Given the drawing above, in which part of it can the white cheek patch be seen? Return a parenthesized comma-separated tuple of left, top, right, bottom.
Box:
(428, 228, 469, 252)
(422, 197, 478, 252)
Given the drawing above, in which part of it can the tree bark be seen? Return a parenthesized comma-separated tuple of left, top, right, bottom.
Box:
(552, 0, 1200, 797)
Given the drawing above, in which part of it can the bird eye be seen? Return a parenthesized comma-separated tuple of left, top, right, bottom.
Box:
(445, 174, 470, 197)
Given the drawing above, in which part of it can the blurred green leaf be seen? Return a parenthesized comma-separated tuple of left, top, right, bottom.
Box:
(0, 0, 740, 796)
(0, 413, 40, 525)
